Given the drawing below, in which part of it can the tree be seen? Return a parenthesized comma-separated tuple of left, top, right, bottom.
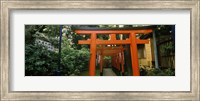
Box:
(25, 25, 60, 76)
(25, 25, 45, 44)
(61, 37, 90, 75)
(25, 44, 58, 76)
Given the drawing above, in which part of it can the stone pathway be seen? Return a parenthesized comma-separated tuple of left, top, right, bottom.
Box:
(103, 68, 116, 76)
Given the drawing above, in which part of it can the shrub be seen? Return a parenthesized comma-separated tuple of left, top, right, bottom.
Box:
(25, 44, 58, 76)
(61, 37, 90, 76)
(140, 66, 175, 76)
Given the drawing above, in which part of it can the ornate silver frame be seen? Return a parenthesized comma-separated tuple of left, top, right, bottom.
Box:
(1, 0, 199, 100)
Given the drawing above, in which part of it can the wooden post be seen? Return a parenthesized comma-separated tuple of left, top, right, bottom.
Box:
(153, 30, 159, 68)
(117, 54, 120, 70)
(130, 32, 140, 76)
(110, 34, 116, 40)
(114, 55, 117, 69)
(89, 33, 96, 76)
(121, 51, 125, 76)
(119, 52, 122, 71)
(100, 55, 103, 76)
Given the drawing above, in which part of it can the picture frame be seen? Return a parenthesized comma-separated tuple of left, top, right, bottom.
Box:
(1, 0, 199, 100)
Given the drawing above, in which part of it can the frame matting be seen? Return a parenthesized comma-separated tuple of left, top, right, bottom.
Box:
(1, 0, 199, 100)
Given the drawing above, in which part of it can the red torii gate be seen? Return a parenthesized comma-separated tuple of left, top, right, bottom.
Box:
(75, 27, 153, 76)
(97, 45, 127, 76)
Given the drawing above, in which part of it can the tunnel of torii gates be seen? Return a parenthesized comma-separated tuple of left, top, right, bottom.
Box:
(75, 27, 153, 76)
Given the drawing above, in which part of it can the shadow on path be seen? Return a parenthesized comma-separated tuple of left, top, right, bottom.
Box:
(103, 68, 116, 76)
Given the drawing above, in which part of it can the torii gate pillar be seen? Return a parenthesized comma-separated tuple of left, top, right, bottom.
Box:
(130, 32, 140, 76)
(89, 33, 96, 76)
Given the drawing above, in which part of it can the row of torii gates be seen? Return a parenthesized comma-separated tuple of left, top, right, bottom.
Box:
(75, 26, 154, 76)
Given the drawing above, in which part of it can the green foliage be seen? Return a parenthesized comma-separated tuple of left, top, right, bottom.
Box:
(160, 41, 174, 55)
(163, 68, 175, 76)
(25, 25, 60, 76)
(63, 25, 90, 50)
(25, 25, 91, 76)
(103, 56, 112, 68)
(42, 25, 60, 37)
(25, 44, 58, 76)
(25, 25, 60, 47)
(140, 67, 175, 76)
(61, 37, 90, 76)
(97, 34, 109, 40)
(25, 25, 45, 44)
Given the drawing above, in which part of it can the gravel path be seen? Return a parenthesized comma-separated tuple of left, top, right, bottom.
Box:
(103, 68, 116, 76)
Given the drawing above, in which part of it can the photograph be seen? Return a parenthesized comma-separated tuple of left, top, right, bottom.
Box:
(25, 25, 175, 76)
(1, 0, 199, 100)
